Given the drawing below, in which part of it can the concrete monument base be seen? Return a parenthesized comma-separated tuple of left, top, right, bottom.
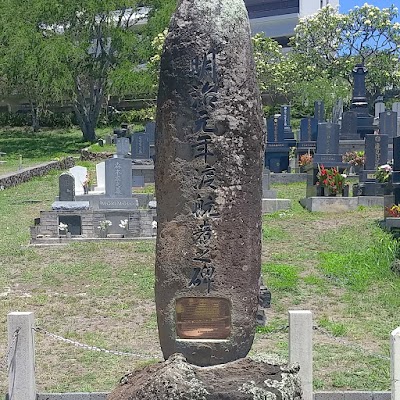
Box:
(262, 198, 291, 214)
(300, 196, 384, 212)
(107, 353, 302, 400)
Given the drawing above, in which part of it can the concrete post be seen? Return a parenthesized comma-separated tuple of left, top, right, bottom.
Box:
(289, 310, 313, 400)
(7, 312, 36, 400)
(391, 327, 400, 400)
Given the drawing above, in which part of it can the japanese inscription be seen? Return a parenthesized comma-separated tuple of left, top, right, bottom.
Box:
(189, 50, 220, 293)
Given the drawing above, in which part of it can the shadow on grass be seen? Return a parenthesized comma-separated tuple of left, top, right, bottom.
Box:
(0, 128, 89, 158)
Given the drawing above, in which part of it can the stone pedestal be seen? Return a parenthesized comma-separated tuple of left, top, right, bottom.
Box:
(107, 353, 302, 400)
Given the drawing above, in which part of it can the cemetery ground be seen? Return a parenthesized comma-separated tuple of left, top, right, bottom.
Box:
(0, 129, 399, 395)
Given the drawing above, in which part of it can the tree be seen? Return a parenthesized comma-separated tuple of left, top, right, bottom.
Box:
(0, 1, 68, 131)
(251, 33, 350, 118)
(0, 0, 177, 141)
(252, 33, 295, 109)
(291, 4, 400, 104)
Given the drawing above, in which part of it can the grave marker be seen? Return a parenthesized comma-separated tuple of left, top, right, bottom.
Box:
(155, 0, 264, 366)
(116, 137, 130, 157)
(380, 111, 398, 138)
(69, 166, 87, 196)
(105, 157, 133, 198)
(59, 172, 75, 201)
(131, 132, 151, 159)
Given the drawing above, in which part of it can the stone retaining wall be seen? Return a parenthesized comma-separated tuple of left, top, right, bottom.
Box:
(0, 157, 75, 189)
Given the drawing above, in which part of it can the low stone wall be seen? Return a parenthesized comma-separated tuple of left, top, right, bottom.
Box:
(0, 157, 75, 189)
(80, 148, 114, 161)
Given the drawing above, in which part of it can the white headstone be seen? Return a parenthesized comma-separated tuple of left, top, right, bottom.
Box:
(375, 102, 385, 118)
(392, 102, 400, 115)
(95, 162, 105, 193)
(69, 166, 87, 196)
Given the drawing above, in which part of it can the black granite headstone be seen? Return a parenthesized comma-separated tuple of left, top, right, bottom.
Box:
(265, 116, 289, 172)
(131, 133, 151, 159)
(364, 134, 389, 172)
(340, 111, 358, 139)
(145, 121, 156, 145)
(299, 118, 318, 142)
(316, 123, 340, 155)
(267, 116, 284, 142)
(59, 172, 75, 201)
(380, 111, 398, 138)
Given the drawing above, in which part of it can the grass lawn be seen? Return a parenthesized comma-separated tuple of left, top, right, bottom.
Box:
(0, 128, 399, 395)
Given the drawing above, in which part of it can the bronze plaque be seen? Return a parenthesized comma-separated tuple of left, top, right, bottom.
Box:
(176, 297, 231, 340)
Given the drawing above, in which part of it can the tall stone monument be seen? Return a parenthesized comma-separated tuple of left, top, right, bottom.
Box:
(155, 0, 264, 366)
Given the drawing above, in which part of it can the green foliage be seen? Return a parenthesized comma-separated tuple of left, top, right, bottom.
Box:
(291, 4, 400, 102)
(262, 263, 299, 291)
(318, 315, 347, 337)
(318, 226, 397, 290)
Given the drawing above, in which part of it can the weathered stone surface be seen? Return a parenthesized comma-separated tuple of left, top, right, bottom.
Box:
(155, 0, 265, 366)
(107, 354, 302, 400)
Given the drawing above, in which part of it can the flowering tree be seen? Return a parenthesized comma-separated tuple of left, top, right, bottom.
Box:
(291, 4, 400, 102)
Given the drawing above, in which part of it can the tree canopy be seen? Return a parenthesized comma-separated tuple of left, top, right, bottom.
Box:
(290, 4, 400, 103)
(0, 0, 177, 141)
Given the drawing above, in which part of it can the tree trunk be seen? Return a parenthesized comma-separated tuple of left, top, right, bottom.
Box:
(73, 76, 105, 143)
(74, 105, 97, 143)
(30, 102, 40, 132)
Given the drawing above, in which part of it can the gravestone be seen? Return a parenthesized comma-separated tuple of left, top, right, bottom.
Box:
(347, 64, 374, 139)
(59, 172, 75, 201)
(379, 111, 398, 138)
(280, 105, 294, 143)
(393, 103, 400, 138)
(155, 0, 264, 367)
(332, 99, 343, 125)
(262, 168, 276, 198)
(265, 116, 290, 172)
(69, 166, 87, 196)
(145, 121, 156, 159)
(299, 118, 318, 143)
(116, 137, 130, 157)
(393, 102, 400, 115)
(355, 134, 389, 196)
(132, 175, 145, 188)
(375, 102, 385, 118)
(131, 132, 151, 160)
(105, 157, 133, 198)
(95, 161, 105, 193)
(340, 111, 359, 140)
(314, 100, 325, 122)
(105, 135, 112, 145)
(145, 121, 156, 145)
(296, 117, 318, 170)
(391, 137, 400, 205)
(314, 123, 341, 164)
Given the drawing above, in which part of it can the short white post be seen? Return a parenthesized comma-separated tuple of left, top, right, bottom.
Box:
(7, 312, 36, 400)
(391, 327, 400, 400)
(289, 310, 313, 400)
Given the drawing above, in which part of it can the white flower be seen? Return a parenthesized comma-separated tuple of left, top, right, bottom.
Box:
(99, 220, 112, 230)
(58, 222, 68, 231)
(119, 219, 128, 229)
(151, 220, 157, 229)
(341, 174, 347, 178)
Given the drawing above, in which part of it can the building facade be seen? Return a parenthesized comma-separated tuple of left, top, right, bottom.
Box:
(245, 0, 340, 47)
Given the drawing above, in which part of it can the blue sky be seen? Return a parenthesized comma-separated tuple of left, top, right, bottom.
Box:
(339, 0, 399, 14)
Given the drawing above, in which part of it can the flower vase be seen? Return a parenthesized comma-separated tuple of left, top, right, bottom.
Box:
(324, 188, 336, 197)
(342, 185, 350, 197)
